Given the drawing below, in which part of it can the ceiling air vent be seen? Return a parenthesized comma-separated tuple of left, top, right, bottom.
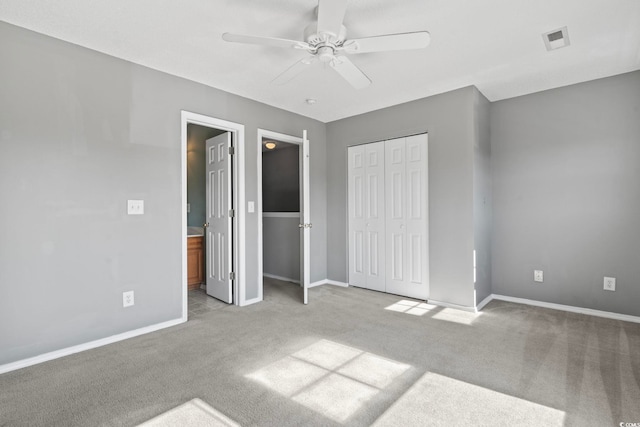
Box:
(543, 26, 570, 51)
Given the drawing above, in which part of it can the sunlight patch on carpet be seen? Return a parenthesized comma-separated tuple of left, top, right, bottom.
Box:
(384, 300, 437, 316)
(371, 372, 565, 426)
(431, 308, 482, 325)
(246, 339, 411, 423)
(138, 398, 240, 427)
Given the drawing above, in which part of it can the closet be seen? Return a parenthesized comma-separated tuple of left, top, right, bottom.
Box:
(348, 134, 429, 300)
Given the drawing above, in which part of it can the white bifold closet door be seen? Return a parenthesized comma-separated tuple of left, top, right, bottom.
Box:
(348, 141, 386, 292)
(348, 134, 428, 300)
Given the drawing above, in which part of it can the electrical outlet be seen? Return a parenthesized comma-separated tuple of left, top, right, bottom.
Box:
(603, 277, 616, 292)
(534, 270, 544, 282)
(123, 291, 135, 307)
(127, 200, 144, 215)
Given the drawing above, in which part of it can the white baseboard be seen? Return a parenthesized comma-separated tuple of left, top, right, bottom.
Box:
(428, 299, 477, 313)
(263, 276, 348, 289)
(475, 294, 494, 312)
(307, 279, 349, 288)
(484, 294, 640, 324)
(263, 273, 300, 284)
(241, 296, 262, 306)
(325, 280, 349, 287)
(308, 279, 326, 288)
(0, 317, 185, 375)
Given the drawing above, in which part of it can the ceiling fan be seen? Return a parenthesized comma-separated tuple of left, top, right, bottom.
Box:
(222, 0, 431, 89)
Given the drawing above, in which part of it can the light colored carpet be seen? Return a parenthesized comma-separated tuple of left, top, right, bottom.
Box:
(138, 398, 239, 427)
(0, 277, 639, 426)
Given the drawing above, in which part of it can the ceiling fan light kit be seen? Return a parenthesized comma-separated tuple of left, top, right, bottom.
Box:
(222, 0, 430, 89)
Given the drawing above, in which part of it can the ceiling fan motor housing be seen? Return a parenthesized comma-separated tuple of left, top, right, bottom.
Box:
(304, 23, 347, 47)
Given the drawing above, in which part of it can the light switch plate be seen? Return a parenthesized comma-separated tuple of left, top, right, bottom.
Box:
(248, 201, 255, 213)
(127, 200, 144, 215)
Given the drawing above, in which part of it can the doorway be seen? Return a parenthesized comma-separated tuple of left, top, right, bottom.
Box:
(257, 129, 310, 304)
(181, 111, 245, 321)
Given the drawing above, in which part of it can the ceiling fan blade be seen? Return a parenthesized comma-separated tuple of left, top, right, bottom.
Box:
(272, 56, 318, 85)
(343, 31, 431, 54)
(317, 0, 348, 38)
(330, 56, 371, 89)
(222, 33, 309, 50)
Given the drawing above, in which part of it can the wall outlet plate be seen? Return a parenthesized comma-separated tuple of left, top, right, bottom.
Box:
(123, 291, 135, 307)
(534, 270, 544, 283)
(127, 200, 144, 215)
(604, 277, 616, 291)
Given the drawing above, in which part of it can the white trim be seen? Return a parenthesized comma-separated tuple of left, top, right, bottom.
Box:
(427, 299, 477, 313)
(489, 294, 640, 324)
(262, 212, 300, 218)
(306, 279, 349, 288)
(257, 128, 305, 305)
(301, 129, 310, 305)
(0, 318, 184, 375)
(181, 111, 246, 310)
(325, 280, 349, 288)
(242, 297, 262, 306)
(264, 273, 301, 284)
(475, 294, 493, 312)
(308, 279, 326, 288)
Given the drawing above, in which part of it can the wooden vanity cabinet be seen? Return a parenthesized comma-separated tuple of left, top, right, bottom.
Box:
(187, 236, 204, 290)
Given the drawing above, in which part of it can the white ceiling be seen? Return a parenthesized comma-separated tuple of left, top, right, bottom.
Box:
(1, 0, 639, 123)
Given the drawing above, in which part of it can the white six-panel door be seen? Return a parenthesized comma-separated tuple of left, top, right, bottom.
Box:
(205, 133, 233, 304)
(348, 134, 428, 300)
(348, 145, 366, 288)
(348, 142, 386, 291)
(385, 135, 428, 299)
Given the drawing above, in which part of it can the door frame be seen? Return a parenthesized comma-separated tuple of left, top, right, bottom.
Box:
(257, 128, 307, 303)
(181, 111, 246, 321)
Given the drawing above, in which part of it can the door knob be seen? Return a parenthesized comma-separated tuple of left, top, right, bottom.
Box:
(203, 223, 209, 228)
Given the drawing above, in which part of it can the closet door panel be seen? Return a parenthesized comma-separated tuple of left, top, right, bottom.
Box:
(348, 145, 366, 288)
(385, 138, 407, 293)
(364, 142, 386, 292)
(394, 134, 429, 299)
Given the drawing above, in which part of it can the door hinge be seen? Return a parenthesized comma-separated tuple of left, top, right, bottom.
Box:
(228, 146, 235, 155)
(229, 209, 235, 218)
(230, 272, 235, 281)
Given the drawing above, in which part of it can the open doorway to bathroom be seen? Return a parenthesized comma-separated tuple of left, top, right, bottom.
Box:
(181, 111, 245, 320)
(186, 123, 228, 317)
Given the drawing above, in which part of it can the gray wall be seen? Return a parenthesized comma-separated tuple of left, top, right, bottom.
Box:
(262, 145, 300, 212)
(326, 87, 477, 308)
(0, 22, 326, 365)
(187, 124, 224, 227)
(473, 89, 492, 305)
(263, 217, 301, 281)
(491, 71, 640, 316)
